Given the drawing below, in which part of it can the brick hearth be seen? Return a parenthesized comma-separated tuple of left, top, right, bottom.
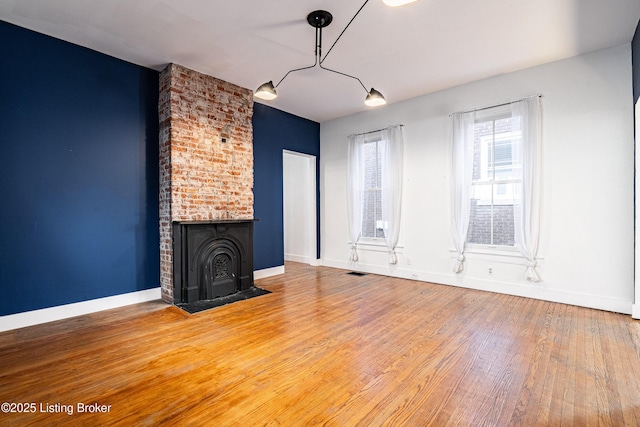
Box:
(158, 64, 254, 303)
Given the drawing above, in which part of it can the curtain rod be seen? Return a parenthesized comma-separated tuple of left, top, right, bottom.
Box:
(350, 124, 404, 138)
(451, 94, 542, 116)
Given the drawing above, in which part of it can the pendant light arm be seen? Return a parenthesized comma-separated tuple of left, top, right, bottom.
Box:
(316, 21, 369, 92)
(319, 63, 369, 93)
(275, 25, 323, 88)
(255, 7, 387, 106)
(274, 59, 317, 88)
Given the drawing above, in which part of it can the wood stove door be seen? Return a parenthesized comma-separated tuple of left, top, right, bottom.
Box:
(200, 249, 237, 300)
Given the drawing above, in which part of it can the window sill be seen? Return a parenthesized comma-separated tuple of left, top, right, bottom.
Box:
(350, 240, 404, 253)
(450, 246, 542, 265)
(465, 244, 520, 255)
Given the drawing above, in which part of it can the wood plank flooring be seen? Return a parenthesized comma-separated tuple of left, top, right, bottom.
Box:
(1, 262, 639, 426)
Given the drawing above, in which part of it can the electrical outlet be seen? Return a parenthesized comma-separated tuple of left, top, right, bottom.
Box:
(406, 257, 413, 266)
(488, 267, 493, 275)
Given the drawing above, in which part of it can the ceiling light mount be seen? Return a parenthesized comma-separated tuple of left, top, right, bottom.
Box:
(307, 10, 333, 28)
(255, 6, 387, 108)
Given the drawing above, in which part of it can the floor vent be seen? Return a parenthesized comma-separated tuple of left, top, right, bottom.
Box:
(347, 271, 368, 276)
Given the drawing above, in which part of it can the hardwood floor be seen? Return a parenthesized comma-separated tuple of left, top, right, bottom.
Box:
(1, 262, 639, 426)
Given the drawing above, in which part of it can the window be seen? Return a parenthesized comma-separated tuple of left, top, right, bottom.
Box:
(467, 112, 521, 247)
(362, 135, 386, 239)
(347, 125, 404, 263)
(450, 96, 541, 279)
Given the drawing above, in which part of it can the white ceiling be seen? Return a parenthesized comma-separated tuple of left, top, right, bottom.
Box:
(1, 0, 640, 122)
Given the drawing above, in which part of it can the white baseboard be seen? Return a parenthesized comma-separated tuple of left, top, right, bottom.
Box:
(285, 253, 320, 266)
(254, 265, 285, 280)
(0, 288, 161, 332)
(632, 304, 640, 320)
(321, 258, 633, 315)
(1, 266, 287, 332)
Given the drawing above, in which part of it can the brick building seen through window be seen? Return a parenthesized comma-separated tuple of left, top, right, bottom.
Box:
(362, 135, 386, 239)
(467, 114, 521, 247)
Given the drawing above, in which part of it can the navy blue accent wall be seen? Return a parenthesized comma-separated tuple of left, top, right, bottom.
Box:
(0, 21, 160, 315)
(252, 103, 320, 270)
(633, 19, 640, 104)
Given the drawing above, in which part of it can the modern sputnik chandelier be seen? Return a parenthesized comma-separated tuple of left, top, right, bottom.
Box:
(254, 0, 419, 107)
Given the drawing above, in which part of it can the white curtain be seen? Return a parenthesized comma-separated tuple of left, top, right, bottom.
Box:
(381, 125, 404, 264)
(450, 111, 475, 273)
(511, 97, 542, 281)
(347, 134, 365, 261)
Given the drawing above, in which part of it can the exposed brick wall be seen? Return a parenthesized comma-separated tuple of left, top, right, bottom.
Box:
(467, 201, 515, 246)
(158, 64, 254, 303)
(362, 138, 384, 239)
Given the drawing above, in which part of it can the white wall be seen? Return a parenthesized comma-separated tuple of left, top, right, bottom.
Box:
(320, 44, 635, 314)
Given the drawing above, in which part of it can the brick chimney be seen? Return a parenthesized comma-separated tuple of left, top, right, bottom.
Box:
(158, 64, 254, 303)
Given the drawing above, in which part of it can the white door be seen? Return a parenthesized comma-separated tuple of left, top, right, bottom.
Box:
(283, 150, 317, 265)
